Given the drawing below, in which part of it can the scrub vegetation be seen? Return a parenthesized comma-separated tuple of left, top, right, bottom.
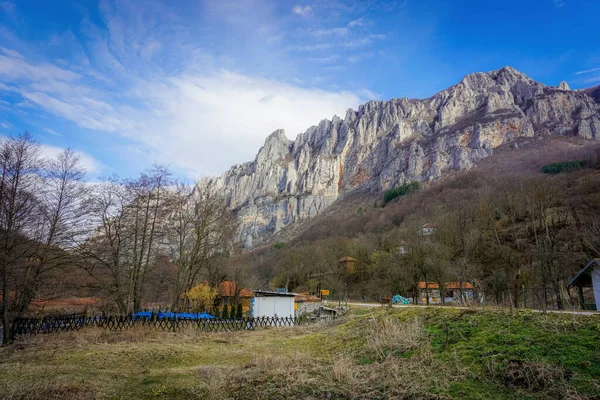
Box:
(1, 307, 599, 399)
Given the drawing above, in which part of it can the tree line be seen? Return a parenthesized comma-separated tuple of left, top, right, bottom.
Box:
(0, 133, 240, 343)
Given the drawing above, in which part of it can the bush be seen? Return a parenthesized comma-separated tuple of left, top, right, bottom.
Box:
(383, 182, 420, 204)
(236, 303, 243, 319)
(272, 242, 286, 249)
(541, 160, 589, 174)
(213, 308, 220, 319)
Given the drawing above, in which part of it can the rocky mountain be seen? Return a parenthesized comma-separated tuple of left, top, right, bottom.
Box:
(200, 66, 600, 247)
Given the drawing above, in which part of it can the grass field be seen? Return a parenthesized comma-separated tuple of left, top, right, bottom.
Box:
(1, 307, 599, 399)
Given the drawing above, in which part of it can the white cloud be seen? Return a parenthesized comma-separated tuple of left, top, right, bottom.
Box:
(309, 54, 339, 63)
(287, 43, 334, 51)
(575, 67, 600, 75)
(583, 75, 600, 84)
(292, 5, 312, 17)
(39, 143, 102, 173)
(344, 34, 386, 49)
(1, 122, 11, 129)
(0, 48, 366, 178)
(0, 53, 80, 82)
(553, 0, 565, 8)
(44, 128, 61, 136)
(311, 27, 348, 37)
(347, 18, 365, 27)
(136, 70, 364, 177)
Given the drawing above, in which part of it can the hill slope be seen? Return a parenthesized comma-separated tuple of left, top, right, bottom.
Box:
(201, 66, 600, 247)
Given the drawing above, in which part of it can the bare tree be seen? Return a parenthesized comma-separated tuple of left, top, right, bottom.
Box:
(0, 134, 41, 343)
(78, 176, 132, 313)
(166, 182, 237, 310)
(124, 166, 172, 312)
(14, 149, 88, 316)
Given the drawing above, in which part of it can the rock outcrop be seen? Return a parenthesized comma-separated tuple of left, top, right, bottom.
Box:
(200, 67, 600, 247)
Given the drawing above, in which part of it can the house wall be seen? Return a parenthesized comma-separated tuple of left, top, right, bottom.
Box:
(592, 267, 600, 311)
(420, 289, 474, 304)
(252, 296, 295, 318)
(296, 301, 321, 317)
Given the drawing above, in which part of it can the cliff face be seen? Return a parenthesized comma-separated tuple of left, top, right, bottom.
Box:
(201, 67, 600, 247)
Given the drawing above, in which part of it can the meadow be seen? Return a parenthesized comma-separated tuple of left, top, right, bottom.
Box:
(1, 307, 599, 399)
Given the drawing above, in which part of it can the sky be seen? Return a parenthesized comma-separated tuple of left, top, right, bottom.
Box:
(1, 0, 599, 180)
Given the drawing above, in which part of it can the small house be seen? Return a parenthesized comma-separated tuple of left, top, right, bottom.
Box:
(338, 256, 357, 274)
(251, 290, 296, 318)
(417, 281, 475, 304)
(568, 259, 600, 311)
(217, 281, 253, 311)
(421, 223, 435, 236)
(294, 292, 321, 317)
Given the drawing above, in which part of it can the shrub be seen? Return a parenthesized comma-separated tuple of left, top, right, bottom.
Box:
(213, 308, 221, 319)
(223, 305, 229, 319)
(383, 182, 420, 204)
(236, 303, 243, 319)
(272, 242, 286, 249)
(541, 160, 589, 174)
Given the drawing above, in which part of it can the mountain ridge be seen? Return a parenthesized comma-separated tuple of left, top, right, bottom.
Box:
(199, 66, 600, 247)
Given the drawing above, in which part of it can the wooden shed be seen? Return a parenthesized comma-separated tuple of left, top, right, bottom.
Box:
(568, 259, 600, 311)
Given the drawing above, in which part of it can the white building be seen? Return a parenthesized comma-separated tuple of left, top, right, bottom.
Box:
(251, 290, 296, 318)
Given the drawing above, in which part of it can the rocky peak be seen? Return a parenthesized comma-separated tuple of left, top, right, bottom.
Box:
(201, 67, 600, 247)
(558, 81, 571, 91)
(256, 129, 291, 164)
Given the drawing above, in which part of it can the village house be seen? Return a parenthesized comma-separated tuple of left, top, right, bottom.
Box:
(217, 281, 253, 312)
(421, 223, 435, 236)
(417, 281, 475, 304)
(338, 256, 357, 273)
(294, 292, 321, 317)
(568, 259, 600, 311)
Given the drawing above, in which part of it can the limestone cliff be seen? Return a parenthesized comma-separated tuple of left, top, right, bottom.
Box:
(200, 67, 600, 247)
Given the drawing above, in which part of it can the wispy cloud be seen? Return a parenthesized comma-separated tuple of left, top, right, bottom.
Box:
(39, 143, 102, 173)
(0, 0, 382, 178)
(575, 67, 600, 75)
(292, 5, 312, 17)
(0, 47, 366, 178)
(44, 128, 61, 136)
(553, 0, 565, 8)
(311, 27, 349, 37)
(287, 43, 334, 51)
(344, 34, 386, 49)
(348, 17, 365, 27)
(1, 122, 11, 129)
(583, 75, 600, 84)
(309, 54, 339, 63)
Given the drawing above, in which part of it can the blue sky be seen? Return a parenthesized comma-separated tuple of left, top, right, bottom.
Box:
(1, 0, 599, 180)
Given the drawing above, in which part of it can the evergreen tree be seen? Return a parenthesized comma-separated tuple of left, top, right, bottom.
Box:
(236, 303, 243, 319)
(223, 304, 229, 319)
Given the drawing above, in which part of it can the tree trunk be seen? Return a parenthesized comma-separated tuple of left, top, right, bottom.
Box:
(2, 268, 9, 344)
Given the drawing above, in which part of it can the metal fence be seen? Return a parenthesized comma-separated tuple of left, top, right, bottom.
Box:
(9, 313, 316, 340)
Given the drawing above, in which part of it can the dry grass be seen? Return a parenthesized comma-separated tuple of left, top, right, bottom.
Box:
(1, 308, 599, 399)
(366, 315, 427, 360)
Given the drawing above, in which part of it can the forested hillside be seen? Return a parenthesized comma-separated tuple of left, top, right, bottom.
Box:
(241, 137, 600, 309)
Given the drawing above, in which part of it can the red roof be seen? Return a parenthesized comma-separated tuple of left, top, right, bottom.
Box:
(417, 282, 474, 290)
(294, 293, 321, 302)
(218, 281, 253, 297)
